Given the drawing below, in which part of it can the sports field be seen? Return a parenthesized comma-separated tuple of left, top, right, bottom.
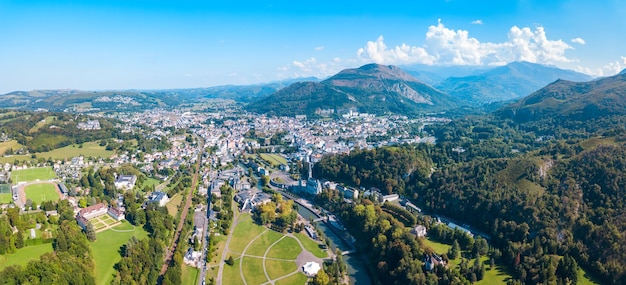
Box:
(11, 167, 56, 183)
(24, 183, 60, 204)
(0, 184, 11, 204)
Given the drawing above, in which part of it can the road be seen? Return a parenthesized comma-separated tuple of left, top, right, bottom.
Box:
(159, 140, 204, 277)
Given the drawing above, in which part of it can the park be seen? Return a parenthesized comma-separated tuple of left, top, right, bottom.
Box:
(216, 213, 328, 285)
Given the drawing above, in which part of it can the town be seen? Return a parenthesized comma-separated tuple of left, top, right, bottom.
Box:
(0, 104, 460, 285)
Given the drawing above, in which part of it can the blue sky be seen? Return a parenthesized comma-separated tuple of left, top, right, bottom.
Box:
(1, 0, 625, 93)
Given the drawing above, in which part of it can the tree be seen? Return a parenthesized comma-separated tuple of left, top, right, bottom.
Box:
(193, 236, 201, 251)
(85, 223, 96, 242)
(449, 240, 461, 260)
(226, 255, 234, 266)
(15, 231, 24, 249)
(313, 269, 330, 285)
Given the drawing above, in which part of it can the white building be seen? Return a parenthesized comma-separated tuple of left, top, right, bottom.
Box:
(114, 175, 137, 190)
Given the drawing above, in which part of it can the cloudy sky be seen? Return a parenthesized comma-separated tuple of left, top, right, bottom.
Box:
(1, 0, 625, 93)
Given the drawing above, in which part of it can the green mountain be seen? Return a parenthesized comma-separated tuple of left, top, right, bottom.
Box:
(247, 64, 458, 117)
(436, 61, 593, 104)
(500, 71, 626, 122)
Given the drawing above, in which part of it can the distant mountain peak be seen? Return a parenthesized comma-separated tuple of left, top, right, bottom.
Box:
(247, 64, 457, 117)
(620, 68, 626, 75)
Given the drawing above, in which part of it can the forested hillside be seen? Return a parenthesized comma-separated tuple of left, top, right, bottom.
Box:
(315, 110, 626, 284)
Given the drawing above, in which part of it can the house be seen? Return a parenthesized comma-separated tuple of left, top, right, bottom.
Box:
(424, 253, 447, 271)
(183, 247, 202, 267)
(147, 191, 169, 207)
(78, 203, 108, 219)
(412, 225, 427, 238)
(114, 175, 137, 190)
(107, 207, 125, 221)
(76, 215, 90, 230)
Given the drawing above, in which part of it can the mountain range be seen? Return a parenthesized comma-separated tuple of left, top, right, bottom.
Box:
(435, 61, 592, 104)
(246, 64, 456, 117)
(499, 70, 626, 122)
(0, 62, 613, 117)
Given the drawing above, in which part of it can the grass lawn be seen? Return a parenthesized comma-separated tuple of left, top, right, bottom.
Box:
(259, 154, 287, 167)
(475, 256, 511, 285)
(246, 230, 282, 257)
(166, 193, 183, 217)
(241, 256, 268, 285)
(0, 155, 31, 164)
(142, 177, 161, 189)
(578, 267, 602, 285)
(208, 234, 227, 267)
(181, 264, 200, 285)
(230, 214, 265, 254)
(266, 236, 301, 260)
(275, 272, 308, 285)
(91, 221, 149, 285)
(0, 243, 54, 270)
(29, 116, 56, 133)
(0, 193, 11, 204)
(294, 232, 328, 258)
(222, 258, 245, 285)
(265, 259, 297, 280)
(12, 167, 56, 183)
(422, 237, 452, 255)
(0, 140, 24, 155)
(24, 183, 60, 204)
(36, 141, 113, 160)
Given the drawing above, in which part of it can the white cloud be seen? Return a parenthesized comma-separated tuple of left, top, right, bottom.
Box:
(576, 56, 626, 76)
(571, 37, 586, 45)
(315, 46, 324, 51)
(357, 19, 575, 66)
(278, 57, 347, 79)
(471, 19, 483, 25)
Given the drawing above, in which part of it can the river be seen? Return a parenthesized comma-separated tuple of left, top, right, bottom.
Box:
(297, 204, 373, 285)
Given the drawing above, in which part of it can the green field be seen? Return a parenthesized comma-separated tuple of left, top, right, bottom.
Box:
(24, 183, 60, 204)
(259, 153, 287, 167)
(422, 237, 452, 255)
(226, 213, 308, 284)
(222, 258, 244, 285)
(142, 177, 161, 189)
(166, 193, 183, 217)
(182, 264, 200, 285)
(91, 221, 149, 285)
(0, 243, 54, 270)
(266, 236, 301, 259)
(29, 116, 56, 133)
(275, 273, 308, 285)
(0, 140, 24, 155)
(0, 193, 11, 204)
(241, 257, 268, 284)
(0, 184, 11, 204)
(230, 215, 266, 254)
(246, 230, 283, 257)
(293, 232, 328, 258)
(265, 259, 298, 280)
(12, 167, 56, 183)
(35, 141, 113, 160)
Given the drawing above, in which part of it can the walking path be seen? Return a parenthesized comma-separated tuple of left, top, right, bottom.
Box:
(215, 206, 240, 284)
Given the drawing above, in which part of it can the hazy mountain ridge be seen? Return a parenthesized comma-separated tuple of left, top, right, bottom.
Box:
(435, 61, 592, 103)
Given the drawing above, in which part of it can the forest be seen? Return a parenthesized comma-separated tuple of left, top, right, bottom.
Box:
(314, 113, 626, 284)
